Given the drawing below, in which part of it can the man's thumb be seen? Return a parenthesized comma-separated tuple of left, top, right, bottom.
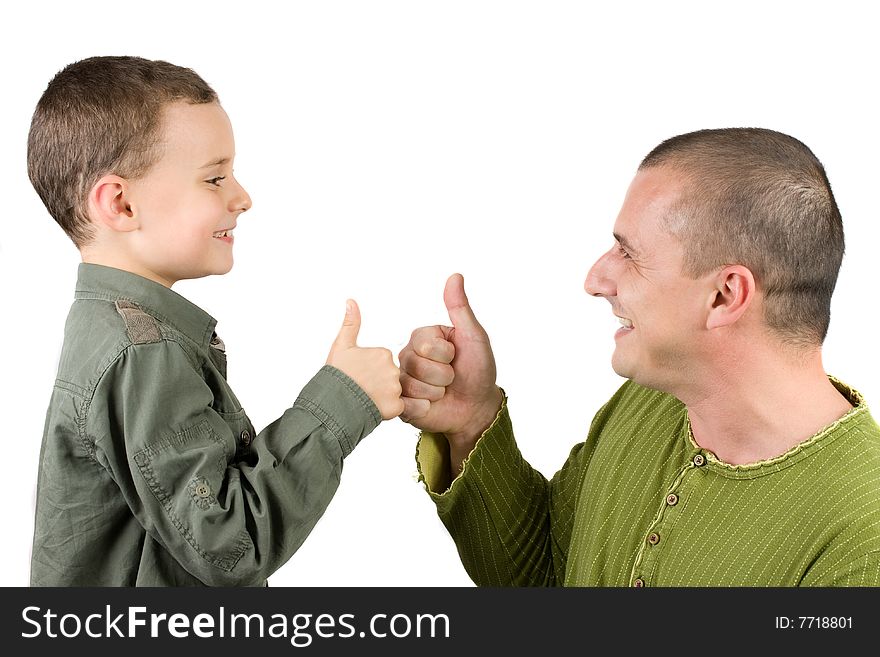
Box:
(444, 273, 481, 331)
(334, 299, 361, 348)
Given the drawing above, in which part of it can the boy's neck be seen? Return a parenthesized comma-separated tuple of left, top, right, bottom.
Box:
(80, 249, 177, 288)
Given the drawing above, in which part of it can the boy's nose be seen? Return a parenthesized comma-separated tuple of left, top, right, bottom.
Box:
(231, 178, 252, 214)
(584, 248, 616, 298)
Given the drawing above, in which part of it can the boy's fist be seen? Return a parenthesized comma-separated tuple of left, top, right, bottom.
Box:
(326, 300, 404, 420)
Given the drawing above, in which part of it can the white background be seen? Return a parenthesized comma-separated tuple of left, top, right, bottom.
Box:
(1, 1, 878, 587)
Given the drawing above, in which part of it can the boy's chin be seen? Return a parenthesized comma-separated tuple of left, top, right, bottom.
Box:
(176, 260, 234, 281)
(208, 258, 234, 276)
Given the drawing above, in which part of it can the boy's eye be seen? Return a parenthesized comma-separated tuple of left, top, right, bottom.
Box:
(206, 176, 226, 187)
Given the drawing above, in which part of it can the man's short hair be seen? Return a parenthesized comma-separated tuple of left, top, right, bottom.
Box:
(640, 128, 844, 347)
(27, 56, 218, 247)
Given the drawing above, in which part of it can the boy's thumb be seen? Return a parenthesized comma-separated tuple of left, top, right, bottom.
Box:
(334, 299, 361, 348)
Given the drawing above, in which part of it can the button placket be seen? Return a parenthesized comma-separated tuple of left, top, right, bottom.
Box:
(630, 448, 707, 588)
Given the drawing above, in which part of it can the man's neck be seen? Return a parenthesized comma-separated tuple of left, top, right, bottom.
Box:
(680, 346, 853, 466)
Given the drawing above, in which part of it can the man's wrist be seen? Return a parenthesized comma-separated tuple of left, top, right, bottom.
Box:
(444, 386, 504, 448)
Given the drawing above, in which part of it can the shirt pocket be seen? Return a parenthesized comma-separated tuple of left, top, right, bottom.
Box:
(132, 415, 252, 573)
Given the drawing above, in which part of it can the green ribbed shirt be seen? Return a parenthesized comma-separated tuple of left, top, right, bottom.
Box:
(31, 264, 381, 586)
(416, 379, 880, 586)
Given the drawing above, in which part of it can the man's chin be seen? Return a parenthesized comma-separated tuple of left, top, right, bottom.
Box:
(610, 354, 633, 380)
(610, 355, 659, 391)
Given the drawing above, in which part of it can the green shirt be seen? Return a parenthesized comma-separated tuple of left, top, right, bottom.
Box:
(31, 263, 381, 586)
(416, 379, 880, 586)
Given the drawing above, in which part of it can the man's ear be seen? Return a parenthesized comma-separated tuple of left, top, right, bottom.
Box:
(87, 174, 138, 233)
(706, 265, 756, 330)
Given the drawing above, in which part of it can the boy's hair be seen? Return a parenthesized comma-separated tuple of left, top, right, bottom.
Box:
(27, 56, 218, 247)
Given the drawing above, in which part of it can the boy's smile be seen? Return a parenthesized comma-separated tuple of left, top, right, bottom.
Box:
(212, 226, 235, 244)
(122, 101, 252, 287)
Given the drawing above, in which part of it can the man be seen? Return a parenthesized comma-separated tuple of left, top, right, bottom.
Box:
(398, 128, 880, 586)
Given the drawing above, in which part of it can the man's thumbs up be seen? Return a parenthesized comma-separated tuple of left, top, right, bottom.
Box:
(443, 274, 484, 334)
(326, 300, 404, 420)
(398, 274, 503, 473)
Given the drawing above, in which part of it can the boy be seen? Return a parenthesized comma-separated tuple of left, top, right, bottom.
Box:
(27, 56, 403, 586)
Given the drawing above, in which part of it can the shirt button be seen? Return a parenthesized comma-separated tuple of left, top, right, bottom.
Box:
(240, 429, 251, 446)
(648, 532, 660, 545)
(666, 493, 679, 506)
(195, 483, 211, 498)
(693, 454, 706, 467)
(633, 578, 645, 587)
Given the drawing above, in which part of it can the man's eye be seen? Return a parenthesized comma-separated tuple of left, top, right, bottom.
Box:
(206, 176, 226, 187)
(617, 243, 631, 260)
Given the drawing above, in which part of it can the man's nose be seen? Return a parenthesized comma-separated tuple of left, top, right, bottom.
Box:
(584, 249, 616, 298)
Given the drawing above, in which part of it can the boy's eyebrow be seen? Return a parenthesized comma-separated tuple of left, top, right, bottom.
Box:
(199, 157, 231, 169)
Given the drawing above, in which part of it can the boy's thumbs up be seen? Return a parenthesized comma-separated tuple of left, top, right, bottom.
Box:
(325, 299, 403, 421)
(333, 299, 361, 348)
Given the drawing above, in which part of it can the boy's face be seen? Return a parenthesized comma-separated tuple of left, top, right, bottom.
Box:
(125, 101, 251, 287)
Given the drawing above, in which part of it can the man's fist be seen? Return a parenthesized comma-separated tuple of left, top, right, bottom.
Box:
(326, 300, 404, 420)
(398, 274, 503, 448)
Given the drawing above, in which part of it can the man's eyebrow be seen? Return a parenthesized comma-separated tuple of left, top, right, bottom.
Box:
(613, 232, 640, 256)
(199, 157, 231, 169)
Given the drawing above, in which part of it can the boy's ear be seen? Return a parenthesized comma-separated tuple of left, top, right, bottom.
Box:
(88, 174, 138, 233)
(705, 265, 756, 330)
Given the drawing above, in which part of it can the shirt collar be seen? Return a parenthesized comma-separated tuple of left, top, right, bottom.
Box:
(74, 263, 218, 347)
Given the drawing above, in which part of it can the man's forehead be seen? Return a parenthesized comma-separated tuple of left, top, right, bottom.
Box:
(611, 168, 688, 255)
(625, 167, 686, 212)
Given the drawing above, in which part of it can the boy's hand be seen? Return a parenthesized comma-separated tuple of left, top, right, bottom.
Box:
(326, 300, 404, 420)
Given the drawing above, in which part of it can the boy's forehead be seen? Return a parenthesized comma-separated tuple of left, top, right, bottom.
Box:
(158, 101, 234, 165)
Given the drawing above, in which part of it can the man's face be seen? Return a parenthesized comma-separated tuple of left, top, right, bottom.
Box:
(584, 167, 710, 392)
(125, 101, 252, 287)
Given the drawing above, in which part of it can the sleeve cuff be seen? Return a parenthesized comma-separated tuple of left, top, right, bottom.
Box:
(415, 390, 510, 500)
(294, 365, 382, 457)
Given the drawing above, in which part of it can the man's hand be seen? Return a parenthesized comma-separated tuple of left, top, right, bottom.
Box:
(326, 300, 404, 420)
(398, 274, 503, 462)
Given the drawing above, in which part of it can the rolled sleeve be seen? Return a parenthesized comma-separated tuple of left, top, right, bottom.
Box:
(295, 365, 382, 457)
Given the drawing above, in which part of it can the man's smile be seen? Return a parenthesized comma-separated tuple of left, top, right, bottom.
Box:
(614, 314, 634, 338)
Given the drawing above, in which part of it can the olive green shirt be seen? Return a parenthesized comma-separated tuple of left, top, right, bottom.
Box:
(417, 379, 880, 586)
(31, 263, 381, 586)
